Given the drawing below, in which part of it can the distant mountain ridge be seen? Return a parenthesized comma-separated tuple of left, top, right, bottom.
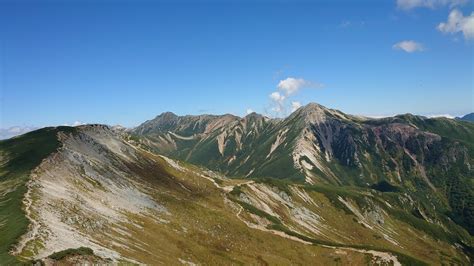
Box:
(457, 113, 474, 122)
(132, 103, 474, 236)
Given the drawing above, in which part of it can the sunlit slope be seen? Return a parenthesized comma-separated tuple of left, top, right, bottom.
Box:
(0, 127, 74, 264)
(1, 124, 471, 264)
(133, 103, 474, 240)
(0, 125, 381, 264)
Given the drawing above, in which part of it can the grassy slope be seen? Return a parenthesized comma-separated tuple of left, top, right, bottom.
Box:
(0, 127, 71, 264)
(231, 180, 470, 264)
(160, 116, 474, 262)
(138, 114, 474, 237)
(89, 150, 375, 265)
(404, 118, 474, 235)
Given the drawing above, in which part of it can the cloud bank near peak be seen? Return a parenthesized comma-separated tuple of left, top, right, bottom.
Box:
(268, 77, 323, 116)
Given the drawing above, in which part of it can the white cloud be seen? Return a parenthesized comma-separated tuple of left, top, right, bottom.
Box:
(268, 77, 323, 117)
(427, 114, 455, 118)
(63, 121, 85, 127)
(291, 101, 302, 112)
(269, 91, 285, 103)
(0, 126, 38, 140)
(396, 0, 467, 10)
(392, 40, 424, 52)
(437, 9, 474, 40)
(269, 92, 286, 114)
(277, 78, 307, 95)
(8, 127, 22, 134)
(277, 77, 323, 96)
(246, 108, 254, 115)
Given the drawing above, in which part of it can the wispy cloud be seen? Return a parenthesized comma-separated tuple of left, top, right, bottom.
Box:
(291, 101, 302, 112)
(246, 108, 254, 115)
(339, 20, 352, 28)
(0, 126, 38, 140)
(268, 77, 323, 116)
(393, 40, 424, 52)
(197, 108, 211, 113)
(437, 9, 474, 40)
(269, 92, 286, 113)
(338, 20, 365, 28)
(277, 77, 323, 96)
(396, 0, 467, 10)
(63, 121, 84, 127)
(427, 113, 455, 118)
(277, 78, 306, 96)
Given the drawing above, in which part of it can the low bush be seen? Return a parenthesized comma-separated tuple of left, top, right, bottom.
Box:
(48, 247, 94, 260)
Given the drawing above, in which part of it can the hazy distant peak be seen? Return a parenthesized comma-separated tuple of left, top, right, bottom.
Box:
(456, 113, 474, 122)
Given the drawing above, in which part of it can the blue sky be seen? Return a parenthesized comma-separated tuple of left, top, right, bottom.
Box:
(0, 0, 473, 131)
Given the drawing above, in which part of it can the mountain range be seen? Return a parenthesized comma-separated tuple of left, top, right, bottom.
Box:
(1, 103, 473, 265)
(457, 113, 474, 122)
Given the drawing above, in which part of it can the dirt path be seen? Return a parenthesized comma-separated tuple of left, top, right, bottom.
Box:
(11, 177, 39, 256)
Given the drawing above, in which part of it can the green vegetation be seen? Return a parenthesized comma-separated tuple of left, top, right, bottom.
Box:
(0, 127, 72, 264)
(0, 127, 73, 182)
(235, 200, 281, 225)
(304, 184, 366, 214)
(370, 180, 401, 192)
(305, 182, 472, 251)
(0, 184, 29, 264)
(267, 224, 427, 266)
(389, 209, 458, 244)
(135, 106, 474, 237)
(230, 181, 430, 264)
(48, 247, 94, 260)
(252, 177, 297, 195)
(0, 111, 466, 264)
(229, 186, 242, 196)
(212, 177, 223, 185)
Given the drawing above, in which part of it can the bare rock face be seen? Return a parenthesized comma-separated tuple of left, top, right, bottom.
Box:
(12, 125, 167, 262)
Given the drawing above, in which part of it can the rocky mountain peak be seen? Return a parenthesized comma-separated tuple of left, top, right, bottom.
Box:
(244, 112, 260, 118)
(155, 111, 178, 120)
(243, 112, 267, 122)
(289, 102, 333, 124)
(457, 112, 474, 122)
(302, 102, 327, 111)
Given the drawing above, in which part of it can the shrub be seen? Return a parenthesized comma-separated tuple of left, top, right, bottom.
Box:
(48, 247, 94, 260)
